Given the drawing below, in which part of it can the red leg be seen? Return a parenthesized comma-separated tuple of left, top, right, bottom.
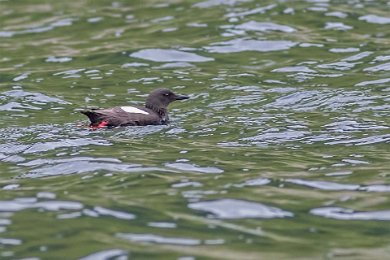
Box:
(89, 120, 109, 130)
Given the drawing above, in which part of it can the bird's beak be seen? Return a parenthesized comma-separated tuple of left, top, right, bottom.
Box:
(175, 94, 189, 100)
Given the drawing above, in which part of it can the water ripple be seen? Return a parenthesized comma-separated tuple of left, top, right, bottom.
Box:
(79, 249, 128, 260)
(130, 49, 214, 62)
(323, 131, 390, 145)
(325, 11, 348, 18)
(225, 4, 276, 18)
(166, 161, 223, 174)
(0, 198, 83, 212)
(310, 207, 390, 221)
(241, 130, 309, 145)
(0, 89, 70, 112)
(193, 0, 250, 8)
(0, 18, 74, 37)
(205, 39, 297, 53)
(266, 90, 376, 112)
(45, 56, 72, 63)
(235, 21, 296, 33)
(355, 78, 390, 87)
(23, 138, 110, 154)
(286, 179, 359, 191)
(117, 233, 201, 245)
(324, 22, 352, 31)
(364, 62, 390, 72)
(359, 14, 390, 24)
(93, 206, 135, 220)
(0, 238, 22, 246)
(188, 199, 293, 219)
(20, 157, 164, 178)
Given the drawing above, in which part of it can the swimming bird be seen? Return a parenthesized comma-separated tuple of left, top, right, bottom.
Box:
(81, 88, 189, 128)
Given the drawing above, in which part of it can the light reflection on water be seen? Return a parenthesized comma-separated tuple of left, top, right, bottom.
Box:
(1, 0, 390, 259)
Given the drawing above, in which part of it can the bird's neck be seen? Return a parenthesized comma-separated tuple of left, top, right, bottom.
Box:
(145, 103, 168, 118)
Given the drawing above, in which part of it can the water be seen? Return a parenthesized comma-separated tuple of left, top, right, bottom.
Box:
(1, 0, 390, 259)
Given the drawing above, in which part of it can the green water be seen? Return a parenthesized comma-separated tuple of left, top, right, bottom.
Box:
(1, 0, 390, 259)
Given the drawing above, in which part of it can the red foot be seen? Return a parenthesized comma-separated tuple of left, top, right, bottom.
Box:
(89, 120, 108, 130)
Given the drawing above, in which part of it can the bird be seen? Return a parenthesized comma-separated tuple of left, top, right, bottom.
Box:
(80, 88, 189, 128)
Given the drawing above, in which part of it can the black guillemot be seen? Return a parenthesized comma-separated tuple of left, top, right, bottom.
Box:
(81, 88, 189, 128)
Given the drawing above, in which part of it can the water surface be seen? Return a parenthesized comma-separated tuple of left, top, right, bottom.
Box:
(1, 0, 390, 259)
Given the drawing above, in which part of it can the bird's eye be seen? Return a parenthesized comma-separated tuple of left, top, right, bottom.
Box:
(164, 93, 169, 96)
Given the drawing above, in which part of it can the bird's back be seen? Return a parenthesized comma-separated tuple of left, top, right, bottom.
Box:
(81, 107, 163, 127)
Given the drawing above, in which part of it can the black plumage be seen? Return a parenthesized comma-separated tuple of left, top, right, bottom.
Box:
(81, 88, 189, 128)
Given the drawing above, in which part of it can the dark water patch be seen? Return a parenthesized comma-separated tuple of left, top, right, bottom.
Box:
(188, 199, 293, 219)
(310, 207, 390, 221)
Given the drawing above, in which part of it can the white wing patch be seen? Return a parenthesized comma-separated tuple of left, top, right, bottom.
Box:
(120, 106, 149, 115)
